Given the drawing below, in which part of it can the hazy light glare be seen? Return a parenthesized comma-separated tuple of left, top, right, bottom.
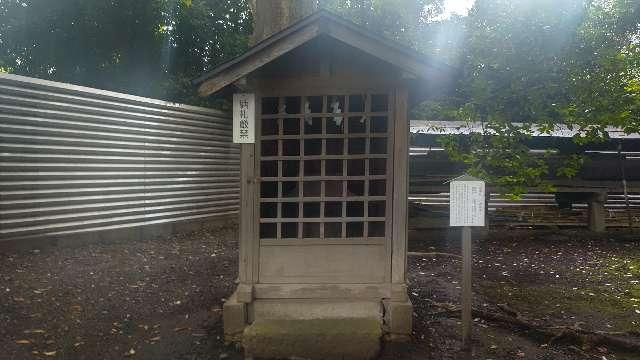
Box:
(437, 0, 475, 20)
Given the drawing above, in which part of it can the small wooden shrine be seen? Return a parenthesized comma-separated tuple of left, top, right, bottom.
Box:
(194, 10, 451, 358)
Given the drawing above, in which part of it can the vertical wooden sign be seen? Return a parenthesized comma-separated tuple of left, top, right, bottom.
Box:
(448, 174, 486, 354)
(233, 93, 255, 143)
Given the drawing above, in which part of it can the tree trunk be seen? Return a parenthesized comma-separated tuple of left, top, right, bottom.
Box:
(249, 0, 317, 45)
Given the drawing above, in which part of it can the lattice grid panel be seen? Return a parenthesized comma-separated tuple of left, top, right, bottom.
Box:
(257, 94, 393, 241)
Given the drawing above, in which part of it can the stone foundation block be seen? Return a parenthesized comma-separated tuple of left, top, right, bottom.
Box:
(252, 299, 382, 321)
(223, 293, 246, 342)
(243, 318, 381, 359)
(383, 299, 413, 336)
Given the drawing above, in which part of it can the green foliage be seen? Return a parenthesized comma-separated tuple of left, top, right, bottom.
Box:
(164, 0, 252, 106)
(460, 0, 585, 125)
(565, 0, 640, 141)
(416, 0, 640, 195)
(555, 154, 586, 179)
(2, 0, 638, 194)
(2, 0, 164, 94)
(319, 0, 444, 48)
(438, 123, 552, 197)
(413, 0, 591, 196)
(0, 0, 252, 106)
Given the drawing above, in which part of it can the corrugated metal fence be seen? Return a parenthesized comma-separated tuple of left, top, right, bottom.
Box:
(0, 73, 239, 242)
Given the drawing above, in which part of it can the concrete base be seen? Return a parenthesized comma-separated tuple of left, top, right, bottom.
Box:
(251, 299, 382, 322)
(588, 193, 607, 232)
(243, 318, 381, 360)
(223, 289, 412, 353)
(223, 292, 247, 343)
(383, 299, 413, 337)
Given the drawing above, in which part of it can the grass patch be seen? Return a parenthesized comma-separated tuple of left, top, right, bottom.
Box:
(479, 282, 639, 332)
(605, 256, 640, 306)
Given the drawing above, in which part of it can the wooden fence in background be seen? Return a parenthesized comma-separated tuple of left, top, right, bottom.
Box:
(409, 192, 640, 228)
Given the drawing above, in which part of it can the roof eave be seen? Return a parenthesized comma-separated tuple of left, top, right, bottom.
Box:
(194, 10, 452, 97)
(196, 22, 322, 97)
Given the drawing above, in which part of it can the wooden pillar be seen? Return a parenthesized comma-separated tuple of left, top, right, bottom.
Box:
(588, 192, 607, 233)
(385, 86, 413, 338)
(391, 86, 409, 289)
(224, 141, 255, 339)
(461, 226, 472, 351)
(237, 143, 256, 302)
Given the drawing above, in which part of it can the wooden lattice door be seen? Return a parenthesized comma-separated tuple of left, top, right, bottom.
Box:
(256, 93, 394, 284)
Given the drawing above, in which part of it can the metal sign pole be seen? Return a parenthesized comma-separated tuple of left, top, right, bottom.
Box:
(461, 226, 472, 351)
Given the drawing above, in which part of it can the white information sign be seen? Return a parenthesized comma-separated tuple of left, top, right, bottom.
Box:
(233, 93, 255, 143)
(449, 175, 486, 227)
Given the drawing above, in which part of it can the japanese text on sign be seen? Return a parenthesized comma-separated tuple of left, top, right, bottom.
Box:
(233, 93, 255, 143)
(449, 178, 485, 227)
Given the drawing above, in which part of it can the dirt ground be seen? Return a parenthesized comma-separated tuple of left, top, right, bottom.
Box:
(1, 225, 639, 359)
(401, 228, 640, 360)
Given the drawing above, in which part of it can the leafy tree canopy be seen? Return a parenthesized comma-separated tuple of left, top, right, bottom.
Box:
(0, 0, 252, 106)
(419, 0, 640, 195)
(1, 0, 638, 194)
